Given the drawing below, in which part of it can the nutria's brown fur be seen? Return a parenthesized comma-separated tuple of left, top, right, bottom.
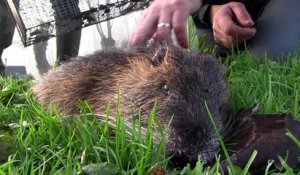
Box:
(32, 44, 232, 165)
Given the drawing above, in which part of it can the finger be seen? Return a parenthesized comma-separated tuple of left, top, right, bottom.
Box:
(220, 13, 256, 40)
(172, 9, 189, 48)
(129, 11, 158, 47)
(152, 9, 173, 43)
(214, 20, 255, 48)
(225, 24, 256, 40)
(213, 29, 232, 48)
(229, 2, 254, 27)
(213, 30, 224, 46)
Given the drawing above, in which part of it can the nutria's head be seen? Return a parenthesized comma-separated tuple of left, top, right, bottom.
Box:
(119, 45, 232, 166)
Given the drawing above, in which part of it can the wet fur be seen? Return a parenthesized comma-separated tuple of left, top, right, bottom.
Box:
(32, 45, 232, 165)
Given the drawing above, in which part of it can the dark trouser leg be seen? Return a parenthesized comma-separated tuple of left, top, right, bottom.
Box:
(56, 29, 81, 63)
(51, 0, 82, 63)
(0, 1, 15, 57)
(249, 0, 300, 60)
(0, 0, 16, 75)
(0, 49, 4, 75)
(0, 49, 3, 59)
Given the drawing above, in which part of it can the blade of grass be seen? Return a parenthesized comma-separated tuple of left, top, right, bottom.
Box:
(204, 101, 235, 173)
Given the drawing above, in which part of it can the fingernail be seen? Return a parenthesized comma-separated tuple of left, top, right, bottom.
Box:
(245, 20, 254, 26)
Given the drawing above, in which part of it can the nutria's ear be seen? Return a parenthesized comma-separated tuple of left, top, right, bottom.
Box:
(150, 47, 168, 66)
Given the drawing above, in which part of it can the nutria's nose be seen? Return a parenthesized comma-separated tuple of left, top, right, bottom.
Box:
(167, 139, 220, 168)
(165, 122, 221, 167)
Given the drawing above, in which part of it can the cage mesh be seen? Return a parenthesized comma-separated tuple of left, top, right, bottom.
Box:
(5, 0, 151, 46)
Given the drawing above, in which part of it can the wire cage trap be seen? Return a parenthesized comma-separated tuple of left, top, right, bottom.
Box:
(5, 0, 151, 46)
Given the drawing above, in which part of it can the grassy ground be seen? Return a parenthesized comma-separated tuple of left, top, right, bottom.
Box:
(0, 23, 300, 174)
(0, 52, 299, 175)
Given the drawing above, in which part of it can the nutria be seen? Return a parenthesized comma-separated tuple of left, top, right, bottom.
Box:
(32, 44, 232, 165)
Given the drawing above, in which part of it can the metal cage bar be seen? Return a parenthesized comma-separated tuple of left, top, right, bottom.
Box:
(4, 0, 151, 46)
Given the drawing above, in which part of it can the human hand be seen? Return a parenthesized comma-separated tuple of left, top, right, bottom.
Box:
(129, 0, 202, 48)
(210, 2, 256, 48)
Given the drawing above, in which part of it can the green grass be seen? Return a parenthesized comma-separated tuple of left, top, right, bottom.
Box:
(0, 77, 169, 174)
(228, 52, 300, 118)
(0, 21, 299, 174)
(0, 51, 299, 174)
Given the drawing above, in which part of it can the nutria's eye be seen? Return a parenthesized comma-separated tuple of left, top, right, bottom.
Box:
(161, 84, 170, 95)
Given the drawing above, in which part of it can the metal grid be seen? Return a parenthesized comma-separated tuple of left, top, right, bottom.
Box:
(5, 0, 151, 46)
